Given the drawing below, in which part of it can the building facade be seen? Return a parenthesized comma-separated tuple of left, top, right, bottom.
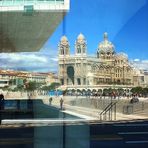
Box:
(144, 71, 148, 87)
(0, 70, 58, 88)
(0, 0, 69, 52)
(58, 33, 141, 91)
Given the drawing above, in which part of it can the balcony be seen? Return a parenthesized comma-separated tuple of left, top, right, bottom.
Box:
(0, 0, 69, 12)
(0, 0, 64, 6)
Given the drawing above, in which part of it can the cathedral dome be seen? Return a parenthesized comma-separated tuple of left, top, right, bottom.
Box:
(60, 36, 69, 45)
(98, 32, 115, 53)
(77, 33, 85, 43)
(117, 52, 128, 59)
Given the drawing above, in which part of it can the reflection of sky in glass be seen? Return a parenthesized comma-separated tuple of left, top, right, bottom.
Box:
(5, 100, 17, 109)
(45, 0, 148, 60)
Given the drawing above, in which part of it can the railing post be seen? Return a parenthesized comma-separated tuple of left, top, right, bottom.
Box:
(114, 103, 116, 120)
(109, 108, 111, 120)
(100, 114, 102, 121)
(111, 96, 112, 120)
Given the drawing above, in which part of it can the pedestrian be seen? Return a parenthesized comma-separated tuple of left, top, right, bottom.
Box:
(0, 93, 4, 124)
(0, 93, 5, 110)
(60, 98, 64, 110)
(130, 95, 139, 104)
(49, 97, 53, 105)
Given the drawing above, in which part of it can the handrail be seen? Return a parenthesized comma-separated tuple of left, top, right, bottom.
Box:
(100, 101, 117, 121)
(103, 102, 117, 120)
(103, 102, 117, 114)
(100, 102, 113, 116)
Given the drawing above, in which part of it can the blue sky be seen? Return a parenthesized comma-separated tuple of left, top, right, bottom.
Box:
(0, 0, 148, 72)
(45, 0, 148, 59)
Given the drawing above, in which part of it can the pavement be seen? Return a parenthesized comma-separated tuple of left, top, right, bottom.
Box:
(3, 92, 148, 122)
(39, 96, 148, 122)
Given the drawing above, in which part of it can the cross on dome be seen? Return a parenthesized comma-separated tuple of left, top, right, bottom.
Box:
(104, 32, 108, 41)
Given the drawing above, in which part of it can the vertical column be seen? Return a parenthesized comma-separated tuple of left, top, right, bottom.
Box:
(74, 77, 77, 86)
(64, 64, 67, 85)
(81, 60, 83, 86)
(74, 61, 77, 85)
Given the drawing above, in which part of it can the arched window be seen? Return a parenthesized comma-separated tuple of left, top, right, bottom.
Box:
(83, 44, 86, 53)
(77, 45, 81, 53)
(61, 48, 64, 55)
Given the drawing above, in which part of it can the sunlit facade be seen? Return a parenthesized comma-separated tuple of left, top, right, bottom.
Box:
(58, 33, 141, 90)
(0, 69, 58, 88)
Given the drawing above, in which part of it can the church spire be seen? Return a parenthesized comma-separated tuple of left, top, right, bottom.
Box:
(75, 33, 87, 56)
(104, 32, 108, 41)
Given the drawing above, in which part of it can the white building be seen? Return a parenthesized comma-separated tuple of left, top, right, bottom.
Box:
(58, 33, 146, 92)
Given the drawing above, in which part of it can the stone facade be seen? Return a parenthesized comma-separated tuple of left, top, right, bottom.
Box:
(58, 33, 140, 90)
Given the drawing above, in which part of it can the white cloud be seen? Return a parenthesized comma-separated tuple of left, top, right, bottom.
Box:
(0, 53, 48, 63)
(0, 51, 147, 73)
(51, 58, 58, 61)
(0, 52, 58, 72)
(142, 60, 148, 63)
(134, 59, 140, 62)
(131, 59, 148, 70)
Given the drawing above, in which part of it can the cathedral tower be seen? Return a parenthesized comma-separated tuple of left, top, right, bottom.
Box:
(75, 33, 87, 56)
(58, 36, 70, 57)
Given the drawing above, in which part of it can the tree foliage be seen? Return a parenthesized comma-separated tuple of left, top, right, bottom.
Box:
(25, 81, 41, 92)
(41, 82, 60, 91)
(131, 87, 148, 97)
